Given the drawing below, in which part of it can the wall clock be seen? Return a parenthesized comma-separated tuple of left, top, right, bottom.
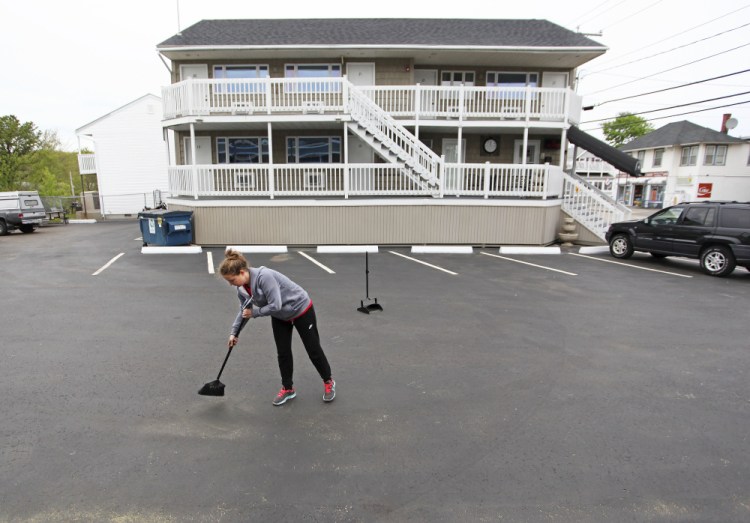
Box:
(483, 137, 498, 154)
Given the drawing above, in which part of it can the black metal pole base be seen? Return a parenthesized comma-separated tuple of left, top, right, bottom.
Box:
(357, 298, 383, 314)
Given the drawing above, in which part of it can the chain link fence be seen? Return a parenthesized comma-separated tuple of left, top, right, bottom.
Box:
(40, 190, 169, 221)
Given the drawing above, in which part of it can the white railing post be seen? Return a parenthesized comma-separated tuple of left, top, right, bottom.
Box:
(415, 83, 421, 123)
(343, 121, 349, 199)
(439, 155, 446, 198)
(484, 162, 490, 199)
(342, 76, 349, 114)
(266, 76, 272, 114)
(543, 162, 550, 200)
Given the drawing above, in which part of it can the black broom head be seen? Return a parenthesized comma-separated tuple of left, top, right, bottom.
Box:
(198, 379, 225, 396)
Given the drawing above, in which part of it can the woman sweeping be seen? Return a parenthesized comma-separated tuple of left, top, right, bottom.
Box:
(219, 249, 336, 406)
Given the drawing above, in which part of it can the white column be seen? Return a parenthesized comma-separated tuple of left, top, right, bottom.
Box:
(267, 122, 275, 199)
(522, 127, 529, 166)
(190, 122, 198, 200)
(343, 122, 349, 199)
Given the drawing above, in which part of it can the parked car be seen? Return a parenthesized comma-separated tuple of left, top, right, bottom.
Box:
(605, 201, 750, 277)
(0, 191, 47, 235)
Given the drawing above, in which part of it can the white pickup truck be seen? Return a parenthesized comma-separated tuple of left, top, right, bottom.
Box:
(0, 191, 47, 235)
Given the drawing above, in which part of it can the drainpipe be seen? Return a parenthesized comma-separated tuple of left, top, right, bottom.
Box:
(190, 122, 198, 200)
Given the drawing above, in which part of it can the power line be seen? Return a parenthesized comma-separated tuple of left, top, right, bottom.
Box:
(586, 4, 750, 68)
(586, 68, 750, 107)
(579, 99, 750, 132)
(586, 21, 750, 75)
(583, 41, 750, 96)
(568, 0, 628, 29)
(599, 0, 665, 31)
(582, 91, 750, 123)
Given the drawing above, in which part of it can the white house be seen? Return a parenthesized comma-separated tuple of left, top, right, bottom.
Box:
(76, 94, 169, 217)
(619, 120, 750, 209)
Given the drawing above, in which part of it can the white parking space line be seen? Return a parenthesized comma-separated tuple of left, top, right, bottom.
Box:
(481, 252, 577, 276)
(389, 251, 458, 275)
(134, 237, 142, 241)
(298, 251, 336, 274)
(207, 252, 215, 274)
(92, 253, 125, 276)
(570, 253, 693, 278)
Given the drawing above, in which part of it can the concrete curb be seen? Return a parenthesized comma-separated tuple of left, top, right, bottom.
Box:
(142, 245, 203, 254)
(317, 245, 379, 253)
(68, 219, 97, 224)
(411, 246, 473, 254)
(578, 246, 609, 254)
(499, 246, 561, 255)
(226, 245, 288, 253)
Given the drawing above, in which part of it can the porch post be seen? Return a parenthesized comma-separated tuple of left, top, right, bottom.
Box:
(342, 75, 349, 114)
(343, 122, 349, 199)
(415, 83, 421, 131)
(522, 128, 529, 165)
(483, 161, 490, 199)
(266, 76, 272, 115)
(457, 126, 463, 164)
(559, 128, 567, 169)
(543, 162, 550, 200)
(267, 122, 275, 199)
(189, 122, 198, 200)
(439, 154, 446, 198)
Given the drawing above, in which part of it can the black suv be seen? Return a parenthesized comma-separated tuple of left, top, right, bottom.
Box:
(605, 201, 750, 277)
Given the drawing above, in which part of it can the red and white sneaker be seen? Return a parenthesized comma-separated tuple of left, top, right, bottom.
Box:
(323, 379, 336, 402)
(272, 387, 296, 406)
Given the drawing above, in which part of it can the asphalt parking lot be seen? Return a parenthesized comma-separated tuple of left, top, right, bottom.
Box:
(2, 222, 749, 522)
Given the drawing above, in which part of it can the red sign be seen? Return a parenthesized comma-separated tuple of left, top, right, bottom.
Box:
(697, 183, 713, 198)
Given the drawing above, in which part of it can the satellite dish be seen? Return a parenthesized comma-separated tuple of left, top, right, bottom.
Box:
(725, 117, 738, 130)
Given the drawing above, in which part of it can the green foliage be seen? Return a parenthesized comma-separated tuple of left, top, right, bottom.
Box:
(0, 115, 41, 190)
(602, 113, 654, 148)
(0, 115, 92, 195)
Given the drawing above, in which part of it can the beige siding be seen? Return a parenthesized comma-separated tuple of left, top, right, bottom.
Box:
(169, 201, 561, 246)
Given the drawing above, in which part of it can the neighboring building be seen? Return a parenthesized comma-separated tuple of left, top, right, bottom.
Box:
(567, 148, 618, 200)
(156, 19, 635, 245)
(619, 121, 750, 209)
(76, 94, 168, 217)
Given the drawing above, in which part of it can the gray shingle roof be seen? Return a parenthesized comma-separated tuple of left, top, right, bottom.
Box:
(621, 121, 745, 151)
(158, 19, 604, 48)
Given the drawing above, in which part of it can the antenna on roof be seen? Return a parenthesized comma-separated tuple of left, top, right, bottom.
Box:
(176, 0, 182, 35)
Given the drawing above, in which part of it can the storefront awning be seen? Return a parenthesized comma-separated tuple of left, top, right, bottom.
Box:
(568, 125, 642, 176)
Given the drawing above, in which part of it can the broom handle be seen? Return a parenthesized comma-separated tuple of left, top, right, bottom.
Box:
(216, 345, 234, 380)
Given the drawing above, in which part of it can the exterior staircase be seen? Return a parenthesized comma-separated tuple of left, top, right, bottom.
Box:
(346, 80, 442, 193)
(561, 171, 631, 241)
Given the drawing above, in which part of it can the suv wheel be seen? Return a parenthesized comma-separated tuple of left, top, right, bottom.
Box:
(609, 233, 634, 259)
(19, 225, 36, 233)
(700, 245, 736, 277)
(0, 220, 8, 236)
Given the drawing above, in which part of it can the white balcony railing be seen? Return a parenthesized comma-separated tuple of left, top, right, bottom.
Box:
(78, 154, 97, 174)
(162, 78, 580, 123)
(168, 163, 562, 200)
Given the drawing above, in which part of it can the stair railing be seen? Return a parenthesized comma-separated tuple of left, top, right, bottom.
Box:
(561, 171, 631, 240)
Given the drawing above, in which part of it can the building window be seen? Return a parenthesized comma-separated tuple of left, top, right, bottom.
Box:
(680, 146, 698, 166)
(704, 144, 727, 166)
(287, 137, 341, 163)
(213, 65, 269, 93)
(216, 137, 269, 164)
(441, 71, 475, 86)
(636, 150, 645, 164)
(486, 72, 538, 88)
(285, 64, 341, 92)
(653, 148, 664, 167)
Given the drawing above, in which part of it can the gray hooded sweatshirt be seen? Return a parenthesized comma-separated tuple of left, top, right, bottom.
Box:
(230, 266, 311, 337)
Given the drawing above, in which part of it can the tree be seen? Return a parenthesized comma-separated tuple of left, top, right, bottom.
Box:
(0, 115, 41, 190)
(602, 113, 654, 148)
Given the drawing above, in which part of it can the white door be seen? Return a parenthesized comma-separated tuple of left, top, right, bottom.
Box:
(180, 64, 208, 81)
(443, 139, 467, 192)
(415, 69, 438, 113)
(348, 136, 375, 192)
(346, 63, 376, 86)
(183, 136, 212, 164)
(514, 140, 541, 164)
(541, 72, 568, 88)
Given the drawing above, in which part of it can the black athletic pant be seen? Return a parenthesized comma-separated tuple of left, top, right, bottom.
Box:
(271, 304, 331, 390)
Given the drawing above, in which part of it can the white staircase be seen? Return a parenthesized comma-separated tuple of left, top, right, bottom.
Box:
(346, 80, 442, 193)
(561, 171, 631, 241)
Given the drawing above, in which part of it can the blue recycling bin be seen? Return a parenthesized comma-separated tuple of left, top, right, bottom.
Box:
(138, 209, 193, 246)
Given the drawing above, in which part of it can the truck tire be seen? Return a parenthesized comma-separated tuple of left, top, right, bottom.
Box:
(700, 245, 736, 277)
(19, 225, 36, 233)
(0, 220, 8, 236)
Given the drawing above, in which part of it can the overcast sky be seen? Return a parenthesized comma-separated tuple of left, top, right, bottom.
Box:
(1, 0, 748, 150)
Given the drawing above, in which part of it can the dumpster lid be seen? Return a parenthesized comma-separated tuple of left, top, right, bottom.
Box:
(138, 209, 193, 219)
